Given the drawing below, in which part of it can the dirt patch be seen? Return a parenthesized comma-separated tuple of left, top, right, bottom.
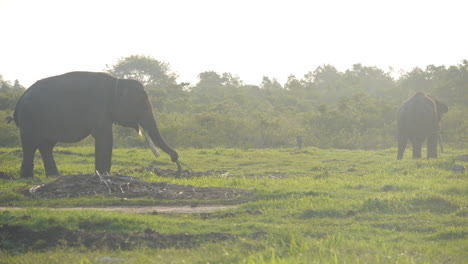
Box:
(25, 173, 250, 201)
(0, 224, 232, 252)
(0, 205, 239, 214)
(0, 172, 14, 180)
(322, 159, 344, 163)
(457, 154, 468, 162)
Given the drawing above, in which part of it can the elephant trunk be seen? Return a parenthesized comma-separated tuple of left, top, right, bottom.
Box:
(138, 103, 178, 163)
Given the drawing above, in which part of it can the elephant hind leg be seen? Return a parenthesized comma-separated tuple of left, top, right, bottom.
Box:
(411, 138, 424, 159)
(38, 141, 60, 177)
(20, 144, 37, 179)
(427, 134, 438, 159)
(397, 133, 408, 160)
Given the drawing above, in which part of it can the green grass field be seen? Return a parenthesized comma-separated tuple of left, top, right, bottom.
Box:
(0, 147, 467, 263)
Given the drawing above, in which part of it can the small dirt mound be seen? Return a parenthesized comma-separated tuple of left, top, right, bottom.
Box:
(0, 224, 231, 251)
(26, 174, 249, 201)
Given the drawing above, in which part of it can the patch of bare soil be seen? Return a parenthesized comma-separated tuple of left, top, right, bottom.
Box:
(0, 205, 239, 214)
(0, 172, 14, 180)
(457, 154, 468, 162)
(0, 224, 232, 252)
(26, 172, 250, 201)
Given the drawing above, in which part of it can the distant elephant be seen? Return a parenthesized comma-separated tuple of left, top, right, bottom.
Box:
(397, 92, 448, 160)
(13, 71, 178, 178)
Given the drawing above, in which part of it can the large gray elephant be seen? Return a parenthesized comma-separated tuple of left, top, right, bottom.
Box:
(13, 71, 178, 178)
(397, 92, 448, 160)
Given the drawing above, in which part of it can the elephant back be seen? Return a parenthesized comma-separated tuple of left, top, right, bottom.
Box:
(398, 92, 438, 132)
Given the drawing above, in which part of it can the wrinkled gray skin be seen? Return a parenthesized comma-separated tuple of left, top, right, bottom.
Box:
(13, 72, 178, 178)
(397, 92, 448, 160)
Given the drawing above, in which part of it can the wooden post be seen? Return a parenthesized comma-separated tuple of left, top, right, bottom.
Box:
(296, 136, 303, 150)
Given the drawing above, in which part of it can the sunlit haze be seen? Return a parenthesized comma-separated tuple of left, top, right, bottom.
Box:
(1, 0, 467, 87)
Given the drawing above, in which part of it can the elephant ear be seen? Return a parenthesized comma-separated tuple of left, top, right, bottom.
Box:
(435, 100, 448, 115)
(112, 78, 127, 117)
(425, 94, 448, 118)
(112, 79, 141, 131)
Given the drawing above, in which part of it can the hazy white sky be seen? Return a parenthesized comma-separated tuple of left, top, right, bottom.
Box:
(1, 0, 467, 87)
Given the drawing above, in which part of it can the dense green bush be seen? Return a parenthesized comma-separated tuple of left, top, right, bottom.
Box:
(1, 58, 466, 149)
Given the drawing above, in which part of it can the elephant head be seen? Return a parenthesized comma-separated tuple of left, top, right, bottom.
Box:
(432, 97, 448, 153)
(112, 78, 178, 162)
(433, 97, 448, 121)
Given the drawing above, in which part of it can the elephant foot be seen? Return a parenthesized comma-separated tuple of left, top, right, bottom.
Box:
(45, 168, 61, 178)
(427, 151, 438, 159)
(20, 169, 34, 179)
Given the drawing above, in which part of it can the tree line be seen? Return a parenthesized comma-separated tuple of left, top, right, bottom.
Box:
(1, 55, 467, 149)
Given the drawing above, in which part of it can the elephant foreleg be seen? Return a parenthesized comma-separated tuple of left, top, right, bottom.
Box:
(38, 141, 60, 176)
(93, 128, 113, 174)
